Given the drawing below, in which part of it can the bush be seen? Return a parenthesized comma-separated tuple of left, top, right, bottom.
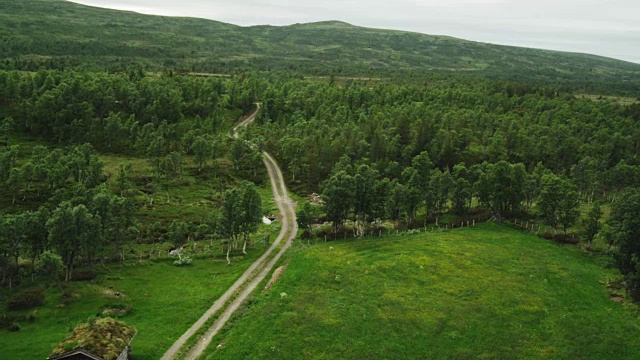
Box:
(0, 311, 37, 331)
(99, 303, 134, 318)
(540, 233, 579, 244)
(36, 251, 63, 281)
(24, 311, 38, 322)
(60, 286, 77, 306)
(7, 288, 45, 311)
(173, 256, 193, 267)
(0, 313, 16, 329)
(70, 269, 96, 281)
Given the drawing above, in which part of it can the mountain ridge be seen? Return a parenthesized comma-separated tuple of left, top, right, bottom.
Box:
(67, 2, 638, 66)
(1, 0, 639, 93)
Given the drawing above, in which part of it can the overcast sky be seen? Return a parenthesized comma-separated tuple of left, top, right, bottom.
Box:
(70, 0, 640, 64)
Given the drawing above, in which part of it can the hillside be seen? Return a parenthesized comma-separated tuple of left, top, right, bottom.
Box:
(1, 0, 640, 93)
(207, 224, 640, 359)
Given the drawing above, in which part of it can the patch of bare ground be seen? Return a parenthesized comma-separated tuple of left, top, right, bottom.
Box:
(263, 264, 288, 293)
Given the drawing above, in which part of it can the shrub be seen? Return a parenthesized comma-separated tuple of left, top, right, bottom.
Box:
(7, 288, 45, 311)
(173, 256, 193, 267)
(553, 234, 580, 244)
(60, 286, 77, 306)
(0, 313, 16, 329)
(540, 233, 579, 244)
(36, 251, 63, 282)
(99, 303, 134, 318)
(0, 311, 37, 331)
(24, 311, 38, 323)
(70, 268, 96, 281)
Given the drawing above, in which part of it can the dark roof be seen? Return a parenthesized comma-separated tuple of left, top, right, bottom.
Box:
(48, 349, 103, 360)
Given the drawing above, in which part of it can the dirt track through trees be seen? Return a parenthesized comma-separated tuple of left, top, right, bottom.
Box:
(161, 105, 298, 359)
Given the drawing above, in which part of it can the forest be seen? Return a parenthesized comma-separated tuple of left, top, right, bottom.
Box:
(0, 69, 272, 285)
(1, 1, 640, 358)
(1, 69, 639, 293)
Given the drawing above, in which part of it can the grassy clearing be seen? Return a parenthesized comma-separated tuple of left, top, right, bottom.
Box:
(576, 94, 640, 106)
(0, 244, 277, 360)
(205, 223, 640, 360)
(100, 152, 265, 226)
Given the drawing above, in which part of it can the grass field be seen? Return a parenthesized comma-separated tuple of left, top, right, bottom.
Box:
(0, 238, 281, 359)
(205, 223, 640, 360)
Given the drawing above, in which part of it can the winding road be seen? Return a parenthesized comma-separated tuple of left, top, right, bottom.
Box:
(161, 105, 298, 360)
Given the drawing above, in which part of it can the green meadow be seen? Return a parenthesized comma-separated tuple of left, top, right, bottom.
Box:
(207, 223, 640, 360)
(0, 242, 280, 360)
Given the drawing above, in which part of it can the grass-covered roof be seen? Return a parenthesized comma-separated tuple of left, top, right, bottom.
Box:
(50, 318, 136, 360)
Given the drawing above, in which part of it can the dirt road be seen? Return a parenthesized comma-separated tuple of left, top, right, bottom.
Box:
(232, 104, 260, 139)
(161, 104, 298, 360)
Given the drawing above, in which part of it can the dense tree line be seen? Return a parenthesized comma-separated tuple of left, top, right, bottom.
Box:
(319, 154, 582, 232)
(0, 144, 137, 284)
(248, 77, 639, 199)
(0, 70, 262, 150)
(606, 188, 640, 299)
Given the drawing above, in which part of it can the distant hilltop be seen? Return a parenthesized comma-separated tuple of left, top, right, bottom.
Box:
(1, 0, 639, 92)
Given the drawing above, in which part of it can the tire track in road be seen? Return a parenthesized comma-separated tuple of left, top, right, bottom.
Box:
(161, 104, 298, 360)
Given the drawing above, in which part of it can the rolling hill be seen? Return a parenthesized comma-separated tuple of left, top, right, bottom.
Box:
(207, 224, 640, 359)
(1, 0, 640, 93)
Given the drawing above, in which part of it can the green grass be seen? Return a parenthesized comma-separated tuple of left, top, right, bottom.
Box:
(0, 245, 275, 360)
(205, 223, 640, 359)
